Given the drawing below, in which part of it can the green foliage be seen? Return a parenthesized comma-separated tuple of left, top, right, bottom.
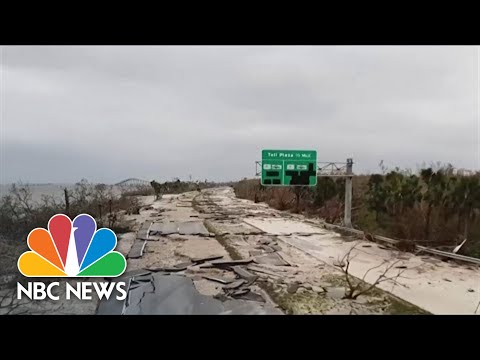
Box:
(314, 177, 344, 207)
(235, 168, 480, 258)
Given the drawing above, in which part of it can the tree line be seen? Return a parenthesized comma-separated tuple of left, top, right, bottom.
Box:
(234, 166, 480, 258)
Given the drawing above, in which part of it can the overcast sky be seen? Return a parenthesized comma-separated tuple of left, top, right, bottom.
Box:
(0, 46, 478, 184)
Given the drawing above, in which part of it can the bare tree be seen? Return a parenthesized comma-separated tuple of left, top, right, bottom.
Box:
(10, 183, 34, 215)
(292, 186, 310, 212)
(338, 243, 407, 299)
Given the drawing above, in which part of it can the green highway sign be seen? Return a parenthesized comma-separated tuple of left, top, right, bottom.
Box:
(261, 149, 317, 186)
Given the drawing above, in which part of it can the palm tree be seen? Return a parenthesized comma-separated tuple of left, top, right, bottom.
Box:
(420, 169, 433, 235)
(314, 177, 338, 207)
(383, 171, 404, 216)
(453, 176, 480, 240)
(401, 175, 422, 210)
(367, 174, 387, 222)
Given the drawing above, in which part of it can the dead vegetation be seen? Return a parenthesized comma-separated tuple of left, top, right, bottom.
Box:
(338, 244, 408, 300)
(0, 181, 144, 288)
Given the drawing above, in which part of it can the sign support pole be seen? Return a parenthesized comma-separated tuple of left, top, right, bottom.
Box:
(344, 158, 353, 228)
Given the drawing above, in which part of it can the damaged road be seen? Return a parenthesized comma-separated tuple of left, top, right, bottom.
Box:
(99, 192, 282, 315)
(98, 187, 479, 315)
(193, 188, 480, 315)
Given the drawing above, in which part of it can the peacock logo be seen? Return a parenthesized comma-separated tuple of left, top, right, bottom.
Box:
(18, 214, 127, 277)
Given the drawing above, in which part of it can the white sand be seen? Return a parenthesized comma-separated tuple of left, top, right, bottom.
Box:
(244, 218, 480, 314)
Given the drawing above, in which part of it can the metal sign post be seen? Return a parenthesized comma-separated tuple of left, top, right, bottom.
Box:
(344, 158, 353, 228)
(255, 152, 354, 228)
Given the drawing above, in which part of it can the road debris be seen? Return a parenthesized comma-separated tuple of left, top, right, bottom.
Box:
(249, 250, 263, 257)
(232, 266, 258, 282)
(231, 288, 250, 297)
(223, 279, 246, 290)
(127, 240, 146, 259)
(254, 253, 290, 266)
(247, 265, 282, 278)
(191, 255, 224, 264)
(209, 259, 253, 267)
(202, 275, 235, 284)
(260, 245, 275, 253)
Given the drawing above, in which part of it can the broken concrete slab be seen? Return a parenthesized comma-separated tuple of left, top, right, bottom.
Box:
(125, 282, 155, 312)
(249, 250, 264, 257)
(209, 259, 253, 267)
(230, 288, 250, 297)
(134, 275, 224, 315)
(178, 221, 210, 236)
(191, 255, 224, 264)
(144, 266, 171, 273)
(137, 221, 153, 239)
(129, 282, 143, 290)
(222, 279, 246, 290)
(133, 274, 153, 283)
(149, 222, 178, 236)
(97, 288, 128, 315)
(137, 237, 155, 242)
(247, 265, 282, 278)
(260, 245, 275, 253)
(149, 221, 210, 236)
(202, 275, 235, 284)
(161, 266, 188, 272)
(259, 238, 272, 245)
(127, 240, 146, 259)
(232, 266, 258, 282)
(121, 274, 277, 315)
(120, 269, 151, 279)
(254, 253, 290, 267)
(174, 261, 193, 269)
(236, 291, 266, 303)
(271, 244, 282, 252)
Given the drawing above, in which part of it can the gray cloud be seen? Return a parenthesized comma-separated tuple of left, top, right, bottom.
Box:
(1, 46, 478, 184)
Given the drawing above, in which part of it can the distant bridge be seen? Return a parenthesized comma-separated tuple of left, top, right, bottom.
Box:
(115, 178, 151, 186)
